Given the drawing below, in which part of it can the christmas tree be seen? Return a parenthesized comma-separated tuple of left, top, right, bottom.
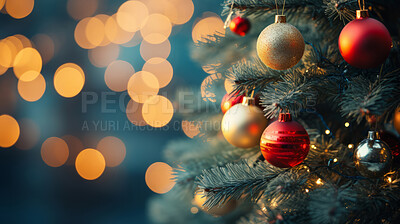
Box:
(148, 0, 400, 223)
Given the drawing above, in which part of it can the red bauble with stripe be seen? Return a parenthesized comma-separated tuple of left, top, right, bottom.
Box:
(260, 113, 310, 168)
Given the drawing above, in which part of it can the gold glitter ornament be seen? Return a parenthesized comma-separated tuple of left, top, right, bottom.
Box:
(354, 131, 392, 178)
(257, 15, 305, 70)
(221, 97, 268, 148)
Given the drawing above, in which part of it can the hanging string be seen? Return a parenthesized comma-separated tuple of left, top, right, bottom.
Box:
(223, 0, 235, 29)
(282, 0, 286, 15)
(275, 0, 279, 15)
(363, 0, 365, 10)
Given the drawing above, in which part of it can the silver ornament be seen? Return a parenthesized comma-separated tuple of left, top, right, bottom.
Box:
(257, 15, 305, 70)
(221, 97, 268, 148)
(354, 131, 392, 178)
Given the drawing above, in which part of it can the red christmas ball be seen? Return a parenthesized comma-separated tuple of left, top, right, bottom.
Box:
(230, 16, 251, 36)
(221, 93, 244, 114)
(338, 10, 392, 69)
(260, 113, 310, 168)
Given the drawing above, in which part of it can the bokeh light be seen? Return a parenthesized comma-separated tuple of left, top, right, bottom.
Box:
(32, 34, 55, 64)
(86, 16, 105, 47)
(13, 47, 42, 80)
(104, 14, 135, 45)
(142, 57, 173, 88)
(192, 15, 225, 43)
(74, 18, 96, 49)
(0, 40, 13, 68)
(116, 1, 149, 32)
(67, 0, 98, 20)
(17, 72, 46, 102)
(5, 0, 34, 19)
(142, 95, 174, 128)
(169, 0, 194, 25)
(54, 63, 85, 98)
(224, 78, 236, 94)
(41, 137, 69, 167)
(0, 114, 20, 148)
(13, 34, 32, 48)
(140, 39, 171, 61)
(95, 14, 111, 46)
(127, 71, 159, 103)
(88, 44, 120, 68)
(182, 120, 201, 138)
(15, 118, 40, 150)
(140, 14, 171, 44)
(201, 73, 223, 102)
(145, 162, 175, 194)
(126, 99, 147, 126)
(62, 135, 84, 166)
(75, 148, 106, 180)
(97, 136, 126, 167)
(0, 0, 4, 10)
(105, 60, 134, 92)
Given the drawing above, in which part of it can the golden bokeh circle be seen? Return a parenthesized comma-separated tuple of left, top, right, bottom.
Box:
(0, 40, 13, 68)
(145, 162, 176, 194)
(126, 99, 147, 126)
(105, 14, 135, 45)
(54, 63, 85, 98)
(85, 16, 105, 47)
(13, 47, 42, 80)
(75, 148, 106, 180)
(142, 57, 173, 88)
(0, 114, 20, 148)
(74, 17, 96, 49)
(116, 1, 149, 32)
(97, 136, 126, 167)
(142, 95, 174, 128)
(127, 71, 159, 103)
(18, 71, 46, 102)
(6, 0, 34, 19)
(192, 16, 225, 43)
(105, 60, 134, 92)
(140, 39, 171, 61)
(41, 137, 69, 167)
(140, 14, 172, 44)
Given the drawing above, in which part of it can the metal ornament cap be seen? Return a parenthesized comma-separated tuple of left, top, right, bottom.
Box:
(356, 9, 369, 19)
(354, 131, 392, 178)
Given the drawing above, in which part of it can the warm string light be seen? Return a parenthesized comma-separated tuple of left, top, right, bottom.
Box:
(348, 144, 354, 149)
(316, 178, 323, 185)
(344, 122, 350, 127)
(325, 129, 331, 135)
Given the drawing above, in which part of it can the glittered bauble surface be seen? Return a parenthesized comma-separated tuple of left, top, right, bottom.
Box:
(221, 97, 268, 148)
(194, 191, 237, 217)
(354, 131, 392, 178)
(394, 107, 400, 135)
(338, 10, 392, 69)
(230, 16, 251, 36)
(221, 93, 244, 114)
(257, 15, 305, 70)
(260, 113, 310, 168)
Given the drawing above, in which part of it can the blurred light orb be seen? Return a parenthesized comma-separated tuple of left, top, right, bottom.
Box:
(41, 137, 69, 167)
(75, 18, 96, 49)
(54, 63, 85, 98)
(95, 14, 111, 46)
(18, 72, 46, 102)
(201, 73, 223, 102)
(140, 39, 171, 61)
(32, 34, 55, 64)
(62, 135, 84, 166)
(0, 114, 20, 148)
(142, 95, 174, 128)
(97, 136, 126, 167)
(13, 47, 42, 80)
(0, 0, 4, 10)
(15, 118, 39, 150)
(142, 57, 173, 88)
(6, 36, 24, 53)
(145, 162, 175, 194)
(75, 148, 106, 180)
(6, 0, 34, 19)
(127, 71, 159, 103)
(0, 40, 13, 68)
(192, 15, 225, 43)
(141, 14, 171, 44)
(126, 99, 147, 127)
(116, 1, 149, 32)
(182, 120, 201, 138)
(86, 16, 105, 47)
(105, 14, 135, 45)
(88, 44, 120, 68)
(168, 0, 194, 25)
(224, 78, 236, 94)
(13, 34, 32, 48)
(105, 60, 134, 92)
(67, 0, 98, 20)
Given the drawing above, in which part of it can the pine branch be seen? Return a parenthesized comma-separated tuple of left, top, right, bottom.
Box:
(195, 161, 285, 208)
